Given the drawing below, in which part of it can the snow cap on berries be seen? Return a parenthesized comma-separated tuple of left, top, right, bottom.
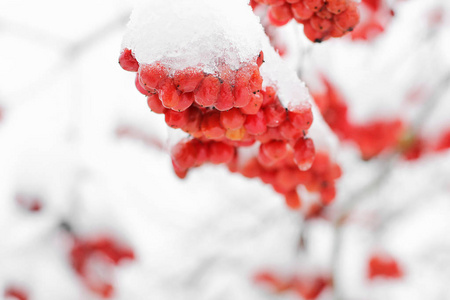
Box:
(122, 0, 265, 73)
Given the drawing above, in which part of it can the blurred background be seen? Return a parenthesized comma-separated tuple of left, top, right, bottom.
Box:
(1, 0, 450, 299)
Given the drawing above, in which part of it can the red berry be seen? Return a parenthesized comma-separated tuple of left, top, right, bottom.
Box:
(288, 103, 313, 130)
(165, 109, 190, 129)
(278, 168, 302, 191)
(264, 101, 287, 127)
(118, 48, 139, 72)
(368, 253, 403, 280)
(293, 137, 316, 171)
(256, 51, 264, 67)
(241, 92, 263, 115)
(304, 0, 324, 12)
(256, 127, 283, 143)
(249, 66, 263, 93)
(234, 66, 255, 108)
(284, 190, 302, 209)
(215, 81, 235, 111)
(261, 140, 288, 161)
(139, 62, 167, 90)
(279, 120, 303, 141)
(173, 67, 204, 93)
(316, 7, 333, 19)
(329, 23, 346, 37)
(310, 15, 333, 32)
(241, 158, 263, 178)
(173, 92, 194, 112)
(291, 1, 315, 21)
(303, 21, 328, 42)
(226, 127, 247, 141)
(234, 85, 252, 108)
(193, 140, 209, 166)
(209, 142, 235, 164)
(171, 140, 197, 170)
(172, 161, 188, 179)
(220, 108, 246, 130)
(201, 111, 226, 140)
(334, 2, 360, 31)
(268, 4, 293, 27)
(135, 74, 153, 95)
(147, 93, 166, 114)
(194, 74, 220, 107)
(262, 87, 277, 107)
(258, 146, 276, 167)
(244, 110, 267, 136)
(181, 106, 203, 135)
(158, 78, 180, 109)
(326, 0, 349, 14)
(311, 152, 331, 174)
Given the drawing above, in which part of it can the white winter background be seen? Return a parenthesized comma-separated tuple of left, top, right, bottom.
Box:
(0, 0, 450, 300)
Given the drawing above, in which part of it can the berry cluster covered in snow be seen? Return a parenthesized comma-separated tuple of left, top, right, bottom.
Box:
(119, 0, 341, 208)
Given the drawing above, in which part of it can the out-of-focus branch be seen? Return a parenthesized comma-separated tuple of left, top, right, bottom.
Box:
(0, 17, 69, 48)
(3, 12, 130, 107)
(331, 70, 450, 300)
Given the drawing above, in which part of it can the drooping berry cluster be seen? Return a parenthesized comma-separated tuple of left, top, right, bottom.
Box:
(313, 75, 450, 161)
(254, 271, 330, 299)
(313, 76, 405, 160)
(252, 0, 360, 42)
(230, 150, 341, 208)
(70, 235, 135, 298)
(120, 48, 342, 209)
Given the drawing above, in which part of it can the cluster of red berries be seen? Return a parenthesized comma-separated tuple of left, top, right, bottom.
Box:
(4, 286, 28, 300)
(70, 235, 135, 298)
(229, 150, 341, 208)
(313, 76, 405, 160)
(314, 75, 450, 161)
(252, 0, 360, 42)
(254, 271, 330, 299)
(368, 253, 403, 280)
(119, 48, 343, 208)
(120, 48, 264, 114)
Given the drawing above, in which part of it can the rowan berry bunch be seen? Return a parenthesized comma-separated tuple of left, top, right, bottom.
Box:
(69, 235, 135, 298)
(229, 150, 341, 208)
(119, 47, 343, 209)
(120, 48, 264, 113)
(252, 0, 361, 42)
(313, 75, 407, 160)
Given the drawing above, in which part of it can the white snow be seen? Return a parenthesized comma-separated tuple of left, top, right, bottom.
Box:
(122, 0, 264, 73)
